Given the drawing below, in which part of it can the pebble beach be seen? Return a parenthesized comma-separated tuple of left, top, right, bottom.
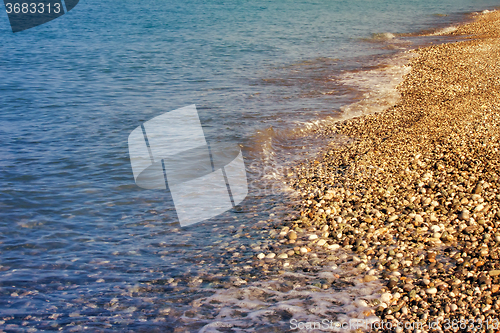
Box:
(279, 10, 500, 331)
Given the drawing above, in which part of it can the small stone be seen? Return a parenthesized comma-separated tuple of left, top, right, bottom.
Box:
(328, 244, 340, 250)
(277, 253, 288, 259)
(414, 214, 424, 223)
(317, 239, 327, 246)
(426, 252, 436, 262)
(489, 270, 500, 277)
(357, 263, 367, 270)
(380, 292, 392, 303)
(266, 253, 276, 259)
(459, 209, 470, 221)
(364, 275, 377, 282)
(450, 304, 458, 311)
(491, 285, 499, 293)
(403, 284, 413, 292)
(388, 214, 399, 222)
(288, 231, 297, 240)
(430, 225, 441, 233)
(257, 253, 265, 260)
(300, 247, 308, 254)
(426, 287, 438, 294)
(475, 204, 484, 212)
(309, 234, 318, 240)
(473, 184, 483, 194)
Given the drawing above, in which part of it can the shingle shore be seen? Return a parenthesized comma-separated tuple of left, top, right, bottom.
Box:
(283, 10, 500, 331)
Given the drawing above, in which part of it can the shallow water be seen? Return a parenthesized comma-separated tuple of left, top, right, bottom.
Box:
(1, 0, 499, 331)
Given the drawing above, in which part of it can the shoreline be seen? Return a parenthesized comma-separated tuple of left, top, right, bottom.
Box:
(284, 9, 500, 329)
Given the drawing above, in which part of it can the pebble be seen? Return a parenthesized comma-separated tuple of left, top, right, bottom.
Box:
(388, 214, 399, 222)
(459, 209, 470, 221)
(489, 270, 500, 277)
(426, 287, 438, 295)
(266, 253, 276, 259)
(357, 263, 367, 270)
(414, 214, 424, 223)
(430, 225, 441, 233)
(257, 253, 265, 260)
(317, 239, 327, 246)
(364, 275, 377, 282)
(380, 293, 392, 303)
(309, 234, 318, 240)
(288, 231, 297, 240)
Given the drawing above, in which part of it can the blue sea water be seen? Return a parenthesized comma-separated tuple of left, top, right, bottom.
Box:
(0, 0, 499, 331)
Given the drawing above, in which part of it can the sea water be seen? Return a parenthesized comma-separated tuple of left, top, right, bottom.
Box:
(0, 0, 498, 331)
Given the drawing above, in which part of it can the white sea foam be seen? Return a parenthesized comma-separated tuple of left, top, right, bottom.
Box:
(429, 26, 458, 36)
(191, 257, 384, 332)
(338, 52, 415, 119)
(371, 32, 396, 41)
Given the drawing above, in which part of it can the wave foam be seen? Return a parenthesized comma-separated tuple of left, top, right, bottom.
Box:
(191, 255, 384, 332)
(429, 26, 457, 36)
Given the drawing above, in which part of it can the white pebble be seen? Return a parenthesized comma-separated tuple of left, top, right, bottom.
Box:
(430, 225, 441, 233)
(414, 214, 424, 223)
(388, 215, 398, 222)
(355, 299, 368, 307)
(426, 287, 438, 294)
(328, 244, 340, 250)
(380, 293, 392, 303)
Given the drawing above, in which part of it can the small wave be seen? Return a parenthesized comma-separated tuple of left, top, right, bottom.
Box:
(429, 26, 458, 36)
(361, 32, 399, 43)
(370, 32, 396, 41)
(338, 52, 415, 118)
